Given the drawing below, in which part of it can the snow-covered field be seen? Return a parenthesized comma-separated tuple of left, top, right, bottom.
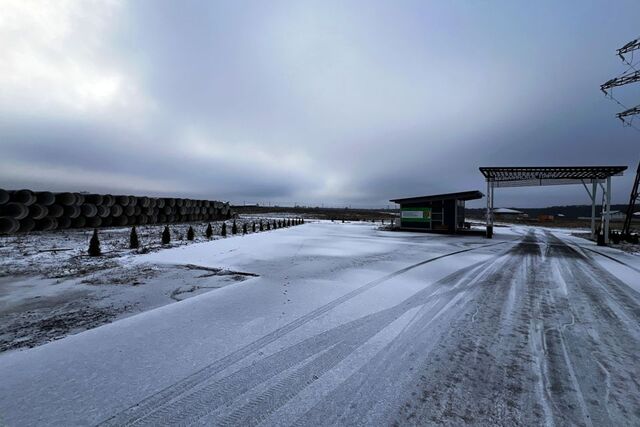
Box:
(0, 218, 280, 352)
(1, 222, 639, 426)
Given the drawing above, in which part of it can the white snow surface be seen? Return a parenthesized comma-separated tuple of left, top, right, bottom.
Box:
(0, 222, 639, 426)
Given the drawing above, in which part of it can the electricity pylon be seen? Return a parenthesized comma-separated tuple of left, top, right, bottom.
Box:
(602, 36, 640, 237)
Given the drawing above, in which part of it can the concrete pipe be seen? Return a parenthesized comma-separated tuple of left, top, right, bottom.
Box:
(19, 217, 36, 232)
(10, 189, 36, 206)
(158, 213, 167, 223)
(208, 206, 216, 215)
(102, 194, 115, 207)
(116, 195, 130, 206)
(138, 214, 149, 225)
(0, 189, 9, 205)
(57, 217, 71, 229)
(178, 206, 187, 215)
(47, 204, 64, 218)
(148, 198, 157, 208)
(85, 194, 103, 205)
(0, 203, 29, 219)
(81, 203, 98, 217)
(156, 198, 165, 208)
(110, 205, 123, 217)
(166, 198, 176, 207)
(64, 205, 81, 219)
(162, 206, 172, 215)
(86, 216, 102, 228)
(101, 216, 113, 227)
(129, 196, 137, 206)
(113, 216, 128, 226)
(55, 192, 76, 206)
(144, 206, 154, 215)
(36, 191, 55, 206)
(73, 193, 85, 205)
(138, 197, 150, 208)
(133, 206, 142, 216)
(29, 204, 48, 220)
(0, 216, 20, 234)
(97, 205, 110, 218)
(71, 216, 86, 228)
(123, 205, 135, 217)
(38, 217, 58, 231)
(176, 198, 184, 207)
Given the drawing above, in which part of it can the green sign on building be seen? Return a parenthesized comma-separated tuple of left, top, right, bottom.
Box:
(401, 207, 431, 222)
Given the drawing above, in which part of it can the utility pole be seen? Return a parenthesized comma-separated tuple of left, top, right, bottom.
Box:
(601, 36, 640, 237)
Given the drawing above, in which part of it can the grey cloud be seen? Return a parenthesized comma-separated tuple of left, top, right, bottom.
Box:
(2, 0, 640, 207)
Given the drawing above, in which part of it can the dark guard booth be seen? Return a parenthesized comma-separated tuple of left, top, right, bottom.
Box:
(390, 190, 483, 233)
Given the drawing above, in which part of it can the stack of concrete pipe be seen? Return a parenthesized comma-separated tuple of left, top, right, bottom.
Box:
(0, 189, 232, 234)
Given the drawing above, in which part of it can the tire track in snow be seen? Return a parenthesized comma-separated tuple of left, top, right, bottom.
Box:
(393, 231, 546, 426)
(99, 241, 508, 426)
(540, 232, 640, 425)
(130, 256, 501, 426)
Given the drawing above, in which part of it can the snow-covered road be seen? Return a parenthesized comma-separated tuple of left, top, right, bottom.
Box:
(1, 223, 639, 426)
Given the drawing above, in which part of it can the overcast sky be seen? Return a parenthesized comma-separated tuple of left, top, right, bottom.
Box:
(1, 1, 640, 208)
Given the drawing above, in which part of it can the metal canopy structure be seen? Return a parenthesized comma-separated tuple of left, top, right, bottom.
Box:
(479, 166, 628, 243)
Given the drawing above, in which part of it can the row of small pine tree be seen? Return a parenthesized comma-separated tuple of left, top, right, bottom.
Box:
(88, 217, 305, 256)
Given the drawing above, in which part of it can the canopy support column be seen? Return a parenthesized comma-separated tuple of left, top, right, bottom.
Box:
(582, 179, 598, 239)
(604, 176, 612, 244)
(591, 180, 597, 238)
(486, 180, 494, 238)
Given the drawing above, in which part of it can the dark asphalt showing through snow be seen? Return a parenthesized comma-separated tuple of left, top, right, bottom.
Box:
(101, 230, 640, 426)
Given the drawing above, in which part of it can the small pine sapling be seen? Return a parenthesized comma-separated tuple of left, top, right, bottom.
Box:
(252, 222, 256, 233)
(162, 225, 171, 245)
(129, 226, 139, 249)
(266, 221, 271, 230)
(205, 223, 213, 239)
(259, 220, 264, 231)
(221, 222, 227, 237)
(88, 228, 101, 256)
(187, 225, 195, 241)
(273, 220, 277, 229)
(232, 220, 238, 235)
(242, 223, 247, 234)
